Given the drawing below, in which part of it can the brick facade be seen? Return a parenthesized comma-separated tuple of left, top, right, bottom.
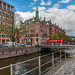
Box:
(0, 0, 14, 44)
(19, 7, 65, 45)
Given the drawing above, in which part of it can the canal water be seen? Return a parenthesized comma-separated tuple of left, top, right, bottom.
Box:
(0, 50, 69, 75)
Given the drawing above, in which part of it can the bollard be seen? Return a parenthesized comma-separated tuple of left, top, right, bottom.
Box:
(10, 64, 13, 75)
(39, 56, 41, 75)
(52, 52, 54, 69)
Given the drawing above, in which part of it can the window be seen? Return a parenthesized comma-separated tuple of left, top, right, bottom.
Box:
(36, 33, 39, 37)
(11, 13, 13, 17)
(6, 34, 9, 38)
(3, 6, 6, 9)
(36, 29, 39, 32)
(0, 33, 1, 37)
(3, 16, 6, 20)
(2, 22, 5, 25)
(36, 26, 39, 27)
(2, 33, 5, 37)
(7, 12, 10, 16)
(3, 10, 6, 15)
(7, 23, 9, 26)
(7, 7, 10, 10)
(11, 24, 13, 26)
(6, 40, 9, 42)
(0, 21, 1, 25)
(0, 28, 1, 31)
(7, 18, 10, 21)
(11, 19, 13, 22)
(2, 28, 5, 31)
(0, 9, 2, 13)
(36, 38, 39, 42)
(0, 15, 1, 19)
(31, 30, 34, 32)
(2, 39, 5, 44)
(7, 29, 9, 32)
(0, 4, 2, 7)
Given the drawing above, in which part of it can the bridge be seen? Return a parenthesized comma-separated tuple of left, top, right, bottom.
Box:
(40, 45, 75, 49)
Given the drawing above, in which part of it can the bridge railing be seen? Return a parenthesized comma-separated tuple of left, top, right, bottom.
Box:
(0, 49, 72, 75)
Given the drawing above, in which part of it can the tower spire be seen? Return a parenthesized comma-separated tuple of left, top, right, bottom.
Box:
(36, 7, 39, 17)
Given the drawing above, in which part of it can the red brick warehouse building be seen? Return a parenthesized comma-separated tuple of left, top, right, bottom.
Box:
(20, 7, 65, 45)
(0, 0, 14, 44)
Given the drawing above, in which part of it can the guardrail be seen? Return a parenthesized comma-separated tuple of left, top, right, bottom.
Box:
(0, 49, 72, 75)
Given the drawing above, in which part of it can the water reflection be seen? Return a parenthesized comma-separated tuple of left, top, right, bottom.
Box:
(14, 64, 35, 75)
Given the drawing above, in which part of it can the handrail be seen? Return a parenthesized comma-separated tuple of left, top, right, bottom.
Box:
(0, 49, 71, 75)
(21, 66, 39, 75)
(13, 57, 39, 66)
(40, 53, 52, 58)
(0, 65, 10, 70)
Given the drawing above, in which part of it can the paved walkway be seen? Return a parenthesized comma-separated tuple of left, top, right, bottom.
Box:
(45, 54, 75, 75)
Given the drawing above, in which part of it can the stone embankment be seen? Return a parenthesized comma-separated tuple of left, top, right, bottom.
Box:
(0, 46, 39, 59)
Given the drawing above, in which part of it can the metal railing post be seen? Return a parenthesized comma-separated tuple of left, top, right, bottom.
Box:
(60, 50, 61, 62)
(71, 48, 73, 57)
(39, 56, 41, 75)
(65, 49, 66, 60)
(52, 52, 54, 69)
(10, 64, 13, 75)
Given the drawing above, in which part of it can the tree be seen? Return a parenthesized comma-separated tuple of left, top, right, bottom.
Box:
(52, 33, 59, 40)
(57, 32, 65, 40)
(64, 35, 73, 42)
(1, 24, 28, 46)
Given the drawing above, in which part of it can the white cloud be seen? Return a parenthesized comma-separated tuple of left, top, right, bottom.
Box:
(32, 7, 46, 11)
(67, 5, 75, 10)
(53, 4, 60, 8)
(34, 0, 37, 1)
(40, 0, 51, 5)
(40, 0, 46, 5)
(47, 1, 51, 5)
(16, 5, 75, 36)
(16, 11, 35, 21)
(59, 0, 70, 3)
(29, 2, 35, 7)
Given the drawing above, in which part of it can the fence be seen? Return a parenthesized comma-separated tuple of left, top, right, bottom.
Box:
(0, 49, 72, 75)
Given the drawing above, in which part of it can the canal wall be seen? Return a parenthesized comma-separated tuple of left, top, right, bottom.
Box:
(0, 46, 39, 59)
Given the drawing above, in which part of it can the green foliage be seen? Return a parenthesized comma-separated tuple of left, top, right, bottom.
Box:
(35, 44, 39, 47)
(57, 32, 73, 42)
(64, 35, 73, 42)
(52, 33, 59, 40)
(57, 32, 65, 40)
(1, 24, 28, 46)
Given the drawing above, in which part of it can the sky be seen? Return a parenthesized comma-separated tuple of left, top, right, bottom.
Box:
(3, 0, 75, 36)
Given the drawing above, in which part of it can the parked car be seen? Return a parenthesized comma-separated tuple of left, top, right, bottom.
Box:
(15, 43, 21, 46)
(21, 43, 26, 46)
(5, 42, 16, 47)
(0, 44, 7, 48)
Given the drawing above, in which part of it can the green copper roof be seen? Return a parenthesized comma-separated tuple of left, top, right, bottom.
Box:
(32, 17, 35, 21)
(36, 7, 39, 17)
(54, 23, 56, 26)
(40, 17, 42, 22)
(46, 21, 49, 25)
(54, 24, 55, 26)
